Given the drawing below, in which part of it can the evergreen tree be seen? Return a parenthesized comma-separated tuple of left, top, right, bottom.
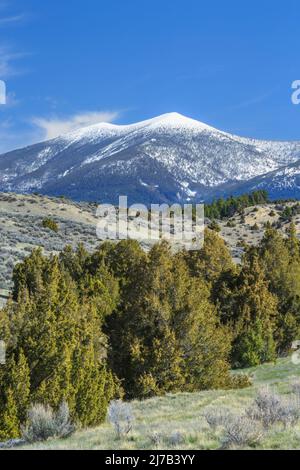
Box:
(0, 389, 19, 440)
(0, 248, 119, 438)
(184, 228, 235, 284)
(231, 253, 277, 367)
(259, 226, 300, 353)
(106, 241, 234, 398)
(10, 351, 31, 423)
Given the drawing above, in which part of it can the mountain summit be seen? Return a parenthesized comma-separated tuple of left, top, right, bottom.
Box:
(1, 113, 300, 204)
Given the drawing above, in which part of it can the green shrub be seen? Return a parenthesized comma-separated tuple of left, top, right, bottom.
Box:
(42, 218, 59, 232)
(226, 220, 236, 228)
(208, 220, 221, 232)
(229, 373, 252, 389)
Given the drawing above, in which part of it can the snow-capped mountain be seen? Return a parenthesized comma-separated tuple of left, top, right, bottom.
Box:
(1, 112, 300, 204)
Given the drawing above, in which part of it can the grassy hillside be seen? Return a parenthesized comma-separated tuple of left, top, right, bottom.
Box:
(0, 192, 99, 291)
(0, 191, 299, 291)
(18, 358, 300, 450)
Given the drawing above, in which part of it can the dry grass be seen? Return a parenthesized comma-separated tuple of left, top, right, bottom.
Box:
(0, 192, 100, 290)
(16, 357, 300, 450)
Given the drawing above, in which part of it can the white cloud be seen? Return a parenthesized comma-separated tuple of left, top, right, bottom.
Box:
(32, 111, 121, 140)
(0, 110, 121, 154)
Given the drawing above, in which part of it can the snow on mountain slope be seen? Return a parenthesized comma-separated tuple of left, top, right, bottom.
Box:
(229, 159, 300, 200)
(0, 112, 300, 204)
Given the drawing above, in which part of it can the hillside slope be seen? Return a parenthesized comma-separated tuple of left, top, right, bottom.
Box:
(17, 358, 300, 450)
(0, 192, 299, 291)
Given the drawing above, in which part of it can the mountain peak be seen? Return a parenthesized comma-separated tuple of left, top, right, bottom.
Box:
(150, 112, 188, 122)
(133, 112, 216, 132)
(60, 112, 217, 143)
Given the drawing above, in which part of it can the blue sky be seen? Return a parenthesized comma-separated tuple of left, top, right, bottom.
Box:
(0, 0, 300, 153)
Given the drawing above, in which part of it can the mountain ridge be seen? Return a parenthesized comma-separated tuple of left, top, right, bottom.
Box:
(1, 112, 300, 204)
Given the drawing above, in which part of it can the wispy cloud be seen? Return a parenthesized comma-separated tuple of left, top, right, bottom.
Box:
(0, 117, 33, 153)
(228, 88, 280, 112)
(0, 124, 40, 154)
(0, 45, 27, 78)
(32, 110, 121, 140)
(0, 1, 28, 77)
(0, 13, 25, 26)
(0, 46, 14, 77)
(0, 110, 121, 154)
